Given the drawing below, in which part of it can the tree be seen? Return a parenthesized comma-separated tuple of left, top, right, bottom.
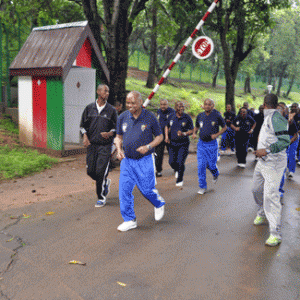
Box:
(80, 0, 150, 105)
(208, 0, 291, 110)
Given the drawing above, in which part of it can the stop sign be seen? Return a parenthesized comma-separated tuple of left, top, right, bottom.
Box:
(192, 36, 214, 60)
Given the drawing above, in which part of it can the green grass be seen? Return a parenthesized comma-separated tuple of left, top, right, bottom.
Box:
(126, 76, 298, 116)
(0, 116, 59, 180)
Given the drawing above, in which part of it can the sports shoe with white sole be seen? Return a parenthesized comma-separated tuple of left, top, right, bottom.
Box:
(197, 188, 207, 195)
(95, 198, 106, 207)
(117, 220, 137, 232)
(176, 181, 183, 187)
(212, 176, 218, 184)
(253, 215, 266, 225)
(154, 205, 165, 221)
(237, 163, 246, 168)
(265, 234, 282, 246)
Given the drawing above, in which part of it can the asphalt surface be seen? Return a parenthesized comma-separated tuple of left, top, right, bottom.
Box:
(0, 152, 299, 300)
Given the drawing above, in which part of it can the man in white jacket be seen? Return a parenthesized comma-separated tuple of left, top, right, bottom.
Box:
(252, 94, 290, 247)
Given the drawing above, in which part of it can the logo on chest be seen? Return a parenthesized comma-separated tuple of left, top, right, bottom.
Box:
(141, 124, 147, 131)
(200, 121, 203, 128)
(182, 122, 186, 127)
(122, 123, 128, 132)
(170, 120, 174, 126)
(211, 121, 216, 126)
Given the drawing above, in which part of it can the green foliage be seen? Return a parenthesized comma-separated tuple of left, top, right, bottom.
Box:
(0, 116, 19, 135)
(0, 145, 58, 180)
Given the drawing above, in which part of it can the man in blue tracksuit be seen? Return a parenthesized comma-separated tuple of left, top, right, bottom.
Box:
(193, 98, 227, 195)
(115, 91, 165, 232)
(155, 99, 175, 177)
(220, 104, 236, 155)
(286, 103, 300, 177)
(165, 101, 194, 187)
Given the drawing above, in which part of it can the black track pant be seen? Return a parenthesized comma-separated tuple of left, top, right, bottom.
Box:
(235, 133, 250, 164)
(155, 141, 169, 173)
(86, 144, 112, 200)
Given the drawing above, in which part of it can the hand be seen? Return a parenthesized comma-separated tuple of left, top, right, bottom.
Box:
(234, 126, 240, 132)
(101, 132, 113, 139)
(248, 129, 253, 134)
(136, 145, 149, 155)
(289, 112, 296, 122)
(192, 133, 197, 139)
(211, 134, 218, 140)
(165, 137, 170, 144)
(177, 130, 183, 137)
(254, 149, 267, 157)
(117, 150, 125, 161)
(83, 135, 91, 147)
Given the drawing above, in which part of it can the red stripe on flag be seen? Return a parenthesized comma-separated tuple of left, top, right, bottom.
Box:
(214, 0, 219, 3)
(32, 76, 47, 148)
(158, 77, 165, 85)
(179, 46, 187, 54)
(148, 92, 155, 100)
(191, 29, 199, 38)
(202, 11, 211, 21)
(169, 62, 176, 70)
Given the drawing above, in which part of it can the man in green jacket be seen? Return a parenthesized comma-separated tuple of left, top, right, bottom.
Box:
(252, 94, 290, 247)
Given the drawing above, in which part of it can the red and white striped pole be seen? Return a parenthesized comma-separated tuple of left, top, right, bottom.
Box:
(143, 0, 219, 108)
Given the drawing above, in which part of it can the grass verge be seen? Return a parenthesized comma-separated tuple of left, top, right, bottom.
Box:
(0, 115, 59, 181)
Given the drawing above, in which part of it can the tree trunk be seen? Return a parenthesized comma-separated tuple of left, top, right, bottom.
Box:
(212, 57, 219, 88)
(146, 1, 157, 88)
(276, 64, 288, 97)
(81, 0, 149, 106)
(244, 75, 251, 93)
(286, 74, 295, 98)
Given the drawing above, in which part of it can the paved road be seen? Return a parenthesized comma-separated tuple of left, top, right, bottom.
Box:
(0, 153, 299, 300)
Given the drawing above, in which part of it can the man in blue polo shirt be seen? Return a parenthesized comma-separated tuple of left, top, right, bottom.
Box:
(231, 108, 256, 168)
(165, 101, 194, 186)
(115, 91, 166, 232)
(192, 98, 227, 195)
(155, 99, 175, 177)
(220, 104, 236, 155)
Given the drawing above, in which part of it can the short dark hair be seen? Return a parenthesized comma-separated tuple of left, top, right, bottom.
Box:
(264, 94, 278, 108)
(278, 101, 286, 107)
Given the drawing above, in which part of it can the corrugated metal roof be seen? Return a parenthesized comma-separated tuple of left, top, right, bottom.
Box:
(10, 22, 109, 82)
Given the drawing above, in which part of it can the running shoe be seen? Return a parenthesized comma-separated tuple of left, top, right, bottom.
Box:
(156, 172, 162, 177)
(197, 188, 207, 195)
(212, 176, 218, 184)
(265, 235, 282, 247)
(95, 198, 106, 208)
(154, 205, 165, 221)
(117, 220, 137, 231)
(176, 181, 183, 187)
(253, 215, 266, 225)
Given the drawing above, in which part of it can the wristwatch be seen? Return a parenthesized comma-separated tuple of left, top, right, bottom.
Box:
(147, 144, 152, 150)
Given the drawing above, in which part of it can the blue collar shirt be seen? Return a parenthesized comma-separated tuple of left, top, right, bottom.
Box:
(117, 109, 162, 159)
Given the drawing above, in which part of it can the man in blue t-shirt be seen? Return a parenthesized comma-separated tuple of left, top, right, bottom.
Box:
(165, 101, 194, 186)
(231, 107, 256, 168)
(155, 99, 175, 177)
(192, 98, 227, 195)
(115, 91, 166, 232)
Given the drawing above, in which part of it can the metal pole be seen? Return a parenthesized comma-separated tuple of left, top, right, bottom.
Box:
(143, 0, 220, 107)
(0, 23, 2, 105)
(3, 23, 10, 107)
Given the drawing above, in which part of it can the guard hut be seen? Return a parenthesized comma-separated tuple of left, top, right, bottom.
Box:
(9, 21, 110, 156)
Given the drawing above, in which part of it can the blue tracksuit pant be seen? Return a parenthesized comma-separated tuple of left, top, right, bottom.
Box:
(197, 139, 219, 189)
(168, 143, 189, 183)
(119, 154, 165, 222)
(220, 128, 235, 151)
(287, 136, 299, 173)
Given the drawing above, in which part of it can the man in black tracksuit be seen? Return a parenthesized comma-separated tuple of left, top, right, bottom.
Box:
(80, 84, 118, 208)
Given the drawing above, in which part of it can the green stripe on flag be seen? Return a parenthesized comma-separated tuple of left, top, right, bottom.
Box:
(47, 77, 64, 150)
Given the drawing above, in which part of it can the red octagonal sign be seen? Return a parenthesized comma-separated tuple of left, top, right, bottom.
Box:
(192, 36, 214, 60)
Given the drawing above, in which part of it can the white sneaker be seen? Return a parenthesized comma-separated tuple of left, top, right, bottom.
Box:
(237, 163, 246, 168)
(154, 205, 165, 221)
(117, 220, 137, 232)
(220, 150, 225, 155)
(197, 188, 207, 195)
(230, 150, 236, 155)
(176, 181, 183, 187)
(175, 172, 178, 179)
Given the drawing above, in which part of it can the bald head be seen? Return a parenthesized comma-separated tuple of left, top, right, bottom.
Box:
(126, 90, 143, 117)
(204, 98, 214, 114)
